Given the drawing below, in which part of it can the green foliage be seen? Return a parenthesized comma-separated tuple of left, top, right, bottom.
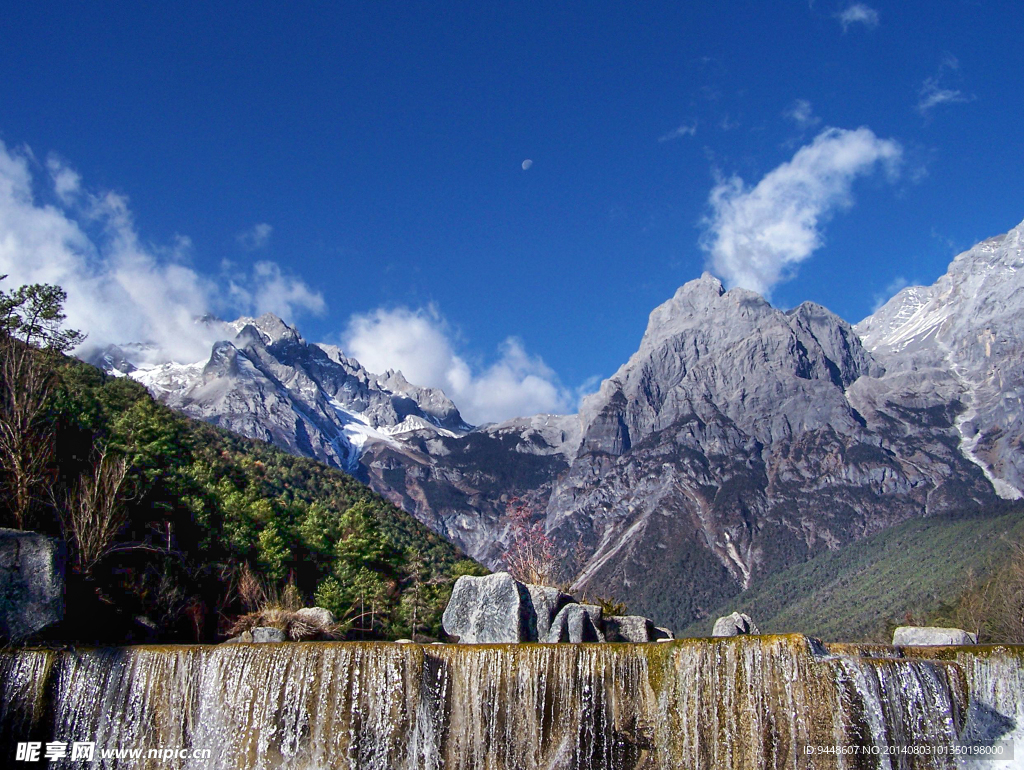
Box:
(0, 327, 479, 642)
(678, 504, 1024, 642)
(452, 559, 489, 579)
(257, 523, 291, 583)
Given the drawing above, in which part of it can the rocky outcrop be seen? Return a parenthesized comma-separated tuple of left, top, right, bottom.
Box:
(111, 313, 472, 474)
(543, 604, 604, 643)
(0, 529, 65, 642)
(603, 616, 655, 643)
(892, 626, 977, 646)
(441, 573, 530, 643)
(856, 218, 1024, 499)
(524, 584, 575, 641)
(442, 572, 666, 644)
(252, 627, 287, 643)
(712, 612, 760, 637)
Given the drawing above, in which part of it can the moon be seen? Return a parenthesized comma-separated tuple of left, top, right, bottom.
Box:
(521, 159, 533, 170)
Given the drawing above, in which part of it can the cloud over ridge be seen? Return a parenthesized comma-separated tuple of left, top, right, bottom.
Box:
(0, 140, 324, 366)
(342, 306, 573, 425)
(701, 126, 902, 298)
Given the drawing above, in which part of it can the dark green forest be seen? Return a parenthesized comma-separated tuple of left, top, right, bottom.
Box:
(1, 279, 484, 644)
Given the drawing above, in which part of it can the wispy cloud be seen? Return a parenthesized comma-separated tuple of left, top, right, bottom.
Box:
(701, 126, 902, 298)
(342, 306, 573, 424)
(783, 99, 821, 130)
(658, 121, 697, 142)
(0, 140, 324, 366)
(237, 222, 273, 250)
(917, 55, 975, 115)
(872, 276, 910, 312)
(837, 3, 880, 31)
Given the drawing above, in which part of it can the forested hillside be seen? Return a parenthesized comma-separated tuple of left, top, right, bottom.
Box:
(1, 280, 483, 644)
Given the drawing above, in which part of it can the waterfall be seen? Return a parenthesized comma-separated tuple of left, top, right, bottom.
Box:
(1, 635, 1020, 769)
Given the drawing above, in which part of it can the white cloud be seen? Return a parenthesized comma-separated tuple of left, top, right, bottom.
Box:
(917, 56, 975, 115)
(237, 222, 273, 250)
(837, 3, 879, 31)
(701, 126, 902, 298)
(0, 140, 324, 366)
(224, 260, 326, 322)
(342, 306, 572, 424)
(658, 122, 697, 142)
(45, 154, 82, 203)
(784, 99, 821, 130)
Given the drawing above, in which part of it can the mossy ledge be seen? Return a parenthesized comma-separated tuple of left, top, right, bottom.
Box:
(1, 636, 1021, 769)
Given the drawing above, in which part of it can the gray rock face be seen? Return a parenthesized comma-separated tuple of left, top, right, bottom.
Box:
(603, 616, 654, 643)
(543, 604, 604, 643)
(546, 271, 995, 632)
(0, 529, 65, 642)
(856, 218, 1024, 499)
(251, 627, 287, 643)
(110, 313, 472, 474)
(712, 612, 759, 637)
(442, 574, 666, 644)
(524, 584, 575, 641)
(97, 220, 1024, 641)
(442, 573, 530, 643)
(892, 626, 977, 646)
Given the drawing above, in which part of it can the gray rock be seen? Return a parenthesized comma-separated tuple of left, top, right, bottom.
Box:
(712, 612, 759, 637)
(857, 218, 1024, 498)
(0, 529, 65, 642)
(442, 572, 530, 643)
(653, 626, 674, 641)
(222, 631, 254, 644)
(579, 603, 604, 626)
(295, 606, 335, 628)
(523, 584, 575, 641)
(543, 604, 604, 643)
(252, 627, 287, 643)
(892, 626, 978, 647)
(604, 616, 654, 643)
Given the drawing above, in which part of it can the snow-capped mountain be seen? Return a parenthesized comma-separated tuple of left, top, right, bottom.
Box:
(856, 217, 1024, 498)
(94, 312, 472, 473)
(93, 217, 1024, 631)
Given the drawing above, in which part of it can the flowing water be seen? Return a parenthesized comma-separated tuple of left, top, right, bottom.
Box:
(1, 635, 1020, 769)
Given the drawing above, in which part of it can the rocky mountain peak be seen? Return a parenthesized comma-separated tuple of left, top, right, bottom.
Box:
(854, 217, 1024, 497)
(580, 277, 873, 455)
(228, 313, 303, 346)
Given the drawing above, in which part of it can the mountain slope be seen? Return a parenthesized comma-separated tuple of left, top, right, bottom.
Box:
(542, 273, 995, 628)
(856, 218, 1024, 498)
(99, 218, 1024, 636)
(5, 349, 477, 643)
(677, 501, 1024, 642)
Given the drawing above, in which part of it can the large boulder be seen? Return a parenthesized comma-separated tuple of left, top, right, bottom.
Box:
(0, 529, 65, 642)
(543, 604, 604, 643)
(524, 584, 575, 641)
(712, 612, 759, 637)
(604, 615, 654, 643)
(892, 626, 978, 646)
(442, 572, 531, 643)
(295, 606, 335, 628)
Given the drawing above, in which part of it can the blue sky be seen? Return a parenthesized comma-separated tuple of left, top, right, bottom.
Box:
(1, 1, 1022, 422)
